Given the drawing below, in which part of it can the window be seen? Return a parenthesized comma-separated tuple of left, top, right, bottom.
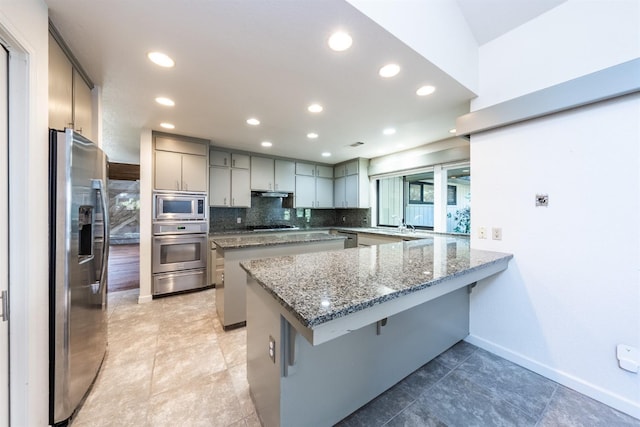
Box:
(409, 182, 433, 204)
(375, 163, 470, 234)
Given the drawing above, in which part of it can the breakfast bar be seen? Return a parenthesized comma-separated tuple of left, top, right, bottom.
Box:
(241, 235, 513, 427)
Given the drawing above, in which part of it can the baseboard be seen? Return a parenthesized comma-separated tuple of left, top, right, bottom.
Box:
(137, 294, 152, 304)
(465, 334, 640, 420)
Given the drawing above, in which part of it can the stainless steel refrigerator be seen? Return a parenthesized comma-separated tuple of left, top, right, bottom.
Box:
(48, 129, 109, 426)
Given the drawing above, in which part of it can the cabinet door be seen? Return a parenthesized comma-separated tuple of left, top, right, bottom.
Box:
(48, 33, 73, 130)
(250, 156, 274, 191)
(345, 174, 359, 207)
(295, 175, 315, 207)
(316, 177, 334, 208)
(231, 153, 250, 169)
(155, 151, 182, 190)
(73, 69, 93, 139)
(334, 176, 346, 208)
(181, 154, 208, 192)
(274, 159, 295, 192)
(295, 162, 316, 176)
(209, 167, 231, 206)
(334, 164, 346, 178)
(344, 160, 359, 175)
(231, 168, 251, 207)
(316, 165, 333, 178)
(210, 150, 230, 167)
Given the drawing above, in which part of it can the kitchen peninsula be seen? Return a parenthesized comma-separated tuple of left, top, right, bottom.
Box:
(212, 232, 345, 329)
(241, 235, 512, 427)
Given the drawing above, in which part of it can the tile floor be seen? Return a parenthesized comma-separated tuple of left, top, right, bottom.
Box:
(72, 288, 639, 427)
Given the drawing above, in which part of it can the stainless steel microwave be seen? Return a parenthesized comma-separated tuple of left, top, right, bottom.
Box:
(153, 191, 207, 221)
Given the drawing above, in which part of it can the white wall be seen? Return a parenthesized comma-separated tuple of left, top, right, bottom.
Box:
(473, 0, 640, 109)
(0, 0, 50, 424)
(469, 93, 640, 417)
(138, 129, 153, 303)
(467, 1, 640, 417)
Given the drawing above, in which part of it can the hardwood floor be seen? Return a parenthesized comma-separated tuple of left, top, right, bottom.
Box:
(108, 244, 139, 293)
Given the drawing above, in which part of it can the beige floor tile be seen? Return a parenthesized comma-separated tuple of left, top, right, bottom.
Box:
(148, 370, 245, 427)
(218, 328, 247, 368)
(228, 363, 256, 417)
(151, 338, 227, 395)
(72, 398, 149, 427)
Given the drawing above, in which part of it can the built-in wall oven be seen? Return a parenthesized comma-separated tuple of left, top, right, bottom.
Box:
(152, 191, 210, 296)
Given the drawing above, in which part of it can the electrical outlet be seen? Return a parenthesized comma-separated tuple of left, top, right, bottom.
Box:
(268, 335, 276, 363)
(478, 227, 487, 239)
(236, 217, 242, 224)
(492, 227, 502, 240)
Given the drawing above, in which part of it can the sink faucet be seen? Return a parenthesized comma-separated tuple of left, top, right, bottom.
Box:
(406, 224, 416, 232)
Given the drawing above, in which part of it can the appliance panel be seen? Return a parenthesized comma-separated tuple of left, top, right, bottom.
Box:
(50, 129, 109, 425)
(153, 269, 207, 296)
(152, 233, 207, 274)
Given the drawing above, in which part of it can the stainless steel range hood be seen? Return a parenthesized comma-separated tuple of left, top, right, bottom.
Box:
(253, 191, 289, 197)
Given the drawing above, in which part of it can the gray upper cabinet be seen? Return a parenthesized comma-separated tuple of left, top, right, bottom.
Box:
(294, 162, 334, 208)
(49, 32, 94, 140)
(210, 148, 251, 207)
(334, 158, 370, 208)
(154, 136, 208, 192)
(274, 160, 295, 192)
(48, 33, 73, 131)
(251, 156, 275, 191)
(251, 157, 295, 192)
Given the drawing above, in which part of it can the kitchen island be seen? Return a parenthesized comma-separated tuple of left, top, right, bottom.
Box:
(240, 234, 513, 427)
(211, 232, 345, 329)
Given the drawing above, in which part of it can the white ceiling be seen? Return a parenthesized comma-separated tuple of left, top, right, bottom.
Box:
(46, 0, 564, 164)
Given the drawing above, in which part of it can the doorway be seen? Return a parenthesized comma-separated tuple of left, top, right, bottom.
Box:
(108, 163, 140, 293)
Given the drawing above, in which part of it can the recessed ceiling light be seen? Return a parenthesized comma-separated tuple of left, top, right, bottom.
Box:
(321, 152, 331, 157)
(261, 141, 272, 147)
(160, 122, 175, 129)
(416, 85, 436, 96)
(328, 31, 352, 52)
(247, 118, 260, 126)
(449, 128, 457, 134)
(155, 97, 175, 107)
(307, 132, 319, 139)
(147, 52, 175, 68)
(308, 103, 323, 113)
(379, 63, 400, 78)
(383, 128, 396, 136)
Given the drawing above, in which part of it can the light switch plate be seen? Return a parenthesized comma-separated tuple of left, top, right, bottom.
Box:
(478, 227, 487, 239)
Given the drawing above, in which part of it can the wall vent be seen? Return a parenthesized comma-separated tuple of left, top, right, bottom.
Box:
(349, 141, 364, 147)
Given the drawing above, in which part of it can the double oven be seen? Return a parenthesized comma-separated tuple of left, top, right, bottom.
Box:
(152, 191, 210, 296)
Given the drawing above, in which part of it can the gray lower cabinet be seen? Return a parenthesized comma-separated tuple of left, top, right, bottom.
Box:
(215, 239, 344, 329)
(246, 280, 470, 427)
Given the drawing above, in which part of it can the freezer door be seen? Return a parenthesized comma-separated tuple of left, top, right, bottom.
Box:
(50, 129, 109, 425)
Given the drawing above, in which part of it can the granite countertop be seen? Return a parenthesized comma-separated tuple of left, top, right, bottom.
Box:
(240, 235, 513, 329)
(211, 232, 345, 250)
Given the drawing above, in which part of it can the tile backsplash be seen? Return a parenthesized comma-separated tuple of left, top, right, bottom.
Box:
(210, 195, 369, 231)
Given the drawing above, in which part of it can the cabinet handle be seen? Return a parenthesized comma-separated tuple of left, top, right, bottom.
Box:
(232, 159, 236, 167)
(176, 180, 180, 190)
(274, 183, 277, 190)
(223, 158, 228, 166)
(184, 182, 188, 191)
(224, 197, 227, 205)
(232, 198, 235, 206)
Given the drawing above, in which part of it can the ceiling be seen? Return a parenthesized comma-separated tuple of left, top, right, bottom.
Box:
(46, 0, 564, 165)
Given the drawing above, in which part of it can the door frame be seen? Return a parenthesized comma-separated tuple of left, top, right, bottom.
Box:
(0, 19, 50, 426)
(0, 42, 8, 427)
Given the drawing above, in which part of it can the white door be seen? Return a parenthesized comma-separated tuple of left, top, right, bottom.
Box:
(0, 44, 10, 427)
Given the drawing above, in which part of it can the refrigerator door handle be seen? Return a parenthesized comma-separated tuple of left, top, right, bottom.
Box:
(91, 178, 109, 290)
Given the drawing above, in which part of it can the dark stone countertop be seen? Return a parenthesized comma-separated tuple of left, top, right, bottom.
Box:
(211, 232, 345, 250)
(240, 235, 512, 329)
